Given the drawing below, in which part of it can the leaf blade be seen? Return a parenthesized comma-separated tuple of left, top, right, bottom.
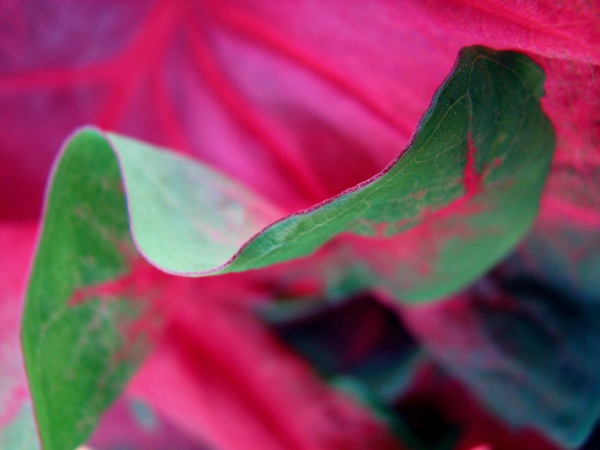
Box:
(23, 45, 555, 449)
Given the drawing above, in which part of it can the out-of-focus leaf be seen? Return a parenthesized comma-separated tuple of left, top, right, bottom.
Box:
(263, 293, 421, 403)
(398, 193, 600, 448)
(0, 402, 39, 450)
(401, 250, 600, 449)
(0, 224, 41, 450)
(263, 293, 435, 449)
(126, 282, 404, 450)
(87, 396, 214, 450)
(519, 200, 600, 306)
(22, 46, 553, 449)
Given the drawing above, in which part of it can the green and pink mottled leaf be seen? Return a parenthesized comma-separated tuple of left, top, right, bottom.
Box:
(22, 46, 553, 450)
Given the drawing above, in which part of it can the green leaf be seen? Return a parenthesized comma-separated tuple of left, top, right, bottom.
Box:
(23, 46, 554, 449)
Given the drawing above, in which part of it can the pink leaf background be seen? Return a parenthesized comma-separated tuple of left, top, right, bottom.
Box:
(1, 1, 598, 449)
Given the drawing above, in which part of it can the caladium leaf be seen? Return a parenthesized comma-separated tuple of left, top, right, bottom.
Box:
(126, 277, 405, 450)
(0, 402, 39, 450)
(23, 46, 553, 449)
(0, 224, 41, 450)
(396, 191, 600, 448)
(263, 292, 421, 403)
(263, 293, 435, 449)
(401, 249, 600, 449)
(87, 395, 213, 450)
